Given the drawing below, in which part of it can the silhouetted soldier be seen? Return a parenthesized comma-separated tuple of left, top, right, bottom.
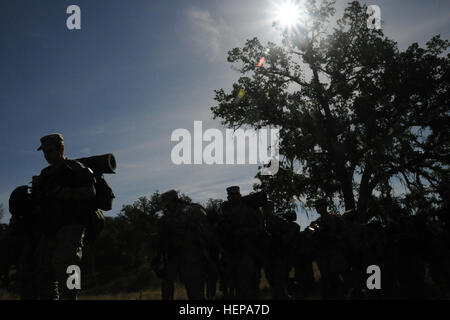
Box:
(395, 214, 426, 299)
(204, 206, 221, 299)
(33, 133, 96, 299)
(155, 190, 215, 300)
(262, 202, 299, 299)
(430, 179, 450, 295)
(9, 185, 41, 299)
(312, 199, 346, 299)
(295, 223, 316, 298)
(282, 210, 301, 297)
(426, 212, 450, 297)
(339, 209, 368, 299)
(217, 186, 265, 300)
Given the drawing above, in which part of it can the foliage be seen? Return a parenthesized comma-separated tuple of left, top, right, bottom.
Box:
(211, 0, 449, 218)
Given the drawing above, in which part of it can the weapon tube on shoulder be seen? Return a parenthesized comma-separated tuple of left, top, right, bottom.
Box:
(242, 191, 268, 209)
(76, 153, 116, 175)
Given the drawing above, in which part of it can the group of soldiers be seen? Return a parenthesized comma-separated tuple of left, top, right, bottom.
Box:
(150, 186, 297, 300)
(151, 186, 450, 300)
(6, 133, 450, 300)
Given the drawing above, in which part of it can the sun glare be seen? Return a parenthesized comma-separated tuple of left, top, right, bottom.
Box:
(275, 1, 302, 28)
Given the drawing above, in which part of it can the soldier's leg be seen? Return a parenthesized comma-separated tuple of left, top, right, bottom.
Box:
(205, 257, 218, 300)
(382, 257, 399, 299)
(52, 225, 85, 300)
(281, 255, 293, 298)
(235, 255, 247, 299)
(316, 256, 327, 299)
(398, 255, 425, 299)
(206, 251, 219, 300)
(429, 254, 450, 296)
(321, 272, 343, 299)
(162, 279, 175, 300)
(264, 259, 276, 297)
(351, 265, 366, 299)
(162, 255, 179, 300)
(293, 255, 314, 298)
(318, 256, 343, 299)
(223, 254, 237, 299)
(19, 238, 40, 300)
(181, 254, 206, 300)
(184, 278, 205, 300)
(206, 275, 217, 300)
(218, 257, 228, 298)
(35, 234, 59, 300)
(236, 254, 258, 300)
(266, 257, 286, 299)
(252, 264, 261, 299)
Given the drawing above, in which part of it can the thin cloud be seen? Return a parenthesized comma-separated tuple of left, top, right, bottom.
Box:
(386, 11, 450, 48)
(186, 8, 238, 62)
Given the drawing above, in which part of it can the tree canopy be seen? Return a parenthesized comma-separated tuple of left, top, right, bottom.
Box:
(211, 0, 449, 217)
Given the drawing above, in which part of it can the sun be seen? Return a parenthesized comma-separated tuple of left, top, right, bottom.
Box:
(274, 1, 303, 28)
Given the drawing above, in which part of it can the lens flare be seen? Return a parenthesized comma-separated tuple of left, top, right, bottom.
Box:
(257, 57, 265, 67)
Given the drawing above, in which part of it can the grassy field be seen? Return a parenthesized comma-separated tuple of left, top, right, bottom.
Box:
(80, 282, 188, 300)
(0, 282, 269, 300)
(80, 269, 276, 300)
(82, 263, 323, 300)
(1, 264, 322, 300)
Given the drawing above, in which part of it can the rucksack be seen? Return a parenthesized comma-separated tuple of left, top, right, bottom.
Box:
(85, 174, 114, 241)
(94, 175, 115, 211)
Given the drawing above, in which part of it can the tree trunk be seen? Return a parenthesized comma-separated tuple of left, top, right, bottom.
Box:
(311, 67, 356, 211)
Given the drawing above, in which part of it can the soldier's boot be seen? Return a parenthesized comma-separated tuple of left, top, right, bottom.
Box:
(38, 278, 59, 300)
(36, 259, 58, 300)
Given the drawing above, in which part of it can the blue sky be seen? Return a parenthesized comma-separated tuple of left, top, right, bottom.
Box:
(0, 0, 449, 228)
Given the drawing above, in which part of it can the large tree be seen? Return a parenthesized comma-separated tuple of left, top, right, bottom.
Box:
(211, 1, 449, 216)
